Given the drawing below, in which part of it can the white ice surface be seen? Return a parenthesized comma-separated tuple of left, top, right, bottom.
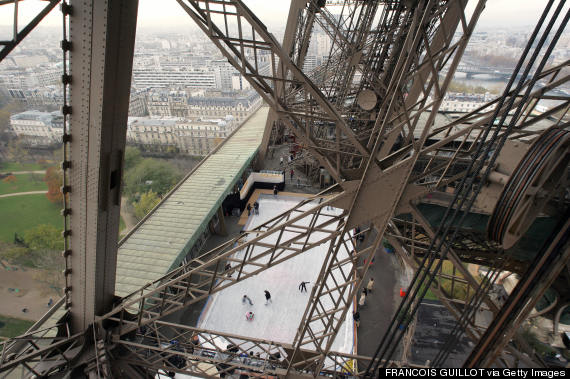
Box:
(197, 194, 355, 355)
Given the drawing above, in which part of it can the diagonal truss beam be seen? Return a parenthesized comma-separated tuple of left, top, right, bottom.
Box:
(100, 191, 350, 336)
(176, 0, 371, 182)
(0, 0, 60, 62)
(113, 320, 413, 378)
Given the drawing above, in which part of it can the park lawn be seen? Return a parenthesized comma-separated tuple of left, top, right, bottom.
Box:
(0, 173, 47, 195)
(0, 194, 62, 243)
(0, 314, 34, 339)
(0, 162, 47, 172)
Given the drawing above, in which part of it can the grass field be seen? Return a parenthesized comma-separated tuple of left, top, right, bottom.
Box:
(0, 162, 47, 172)
(0, 194, 62, 243)
(418, 260, 480, 301)
(0, 173, 46, 195)
(0, 315, 34, 339)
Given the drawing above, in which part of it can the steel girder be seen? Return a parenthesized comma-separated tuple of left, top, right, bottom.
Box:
(113, 320, 412, 378)
(67, 0, 139, 333)
(0, 0, 61, 62)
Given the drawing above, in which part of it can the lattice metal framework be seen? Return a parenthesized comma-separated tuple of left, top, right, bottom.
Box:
(0, 0, 569, 377)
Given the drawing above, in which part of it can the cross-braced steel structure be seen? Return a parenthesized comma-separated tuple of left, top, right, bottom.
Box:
(0, 0, 569, 377)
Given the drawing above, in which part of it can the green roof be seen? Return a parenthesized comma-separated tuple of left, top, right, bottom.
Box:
(115, 106, 269, 297)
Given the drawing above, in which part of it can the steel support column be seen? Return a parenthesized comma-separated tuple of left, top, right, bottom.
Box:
(68, 0, 138, 332)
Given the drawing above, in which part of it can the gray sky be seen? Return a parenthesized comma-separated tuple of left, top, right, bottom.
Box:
(0, 0, 555, 30)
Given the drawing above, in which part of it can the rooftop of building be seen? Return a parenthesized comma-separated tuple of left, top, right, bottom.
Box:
(10, 110, 61, 123)
(115, 106, 269, 298)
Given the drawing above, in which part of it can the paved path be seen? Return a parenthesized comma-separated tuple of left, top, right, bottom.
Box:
(1, 170, 46, 175)
(0, 190, 47, 198)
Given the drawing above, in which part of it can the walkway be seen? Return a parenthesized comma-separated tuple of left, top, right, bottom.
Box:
(10, 170, 46, 175)
(0, 191, 47, 198)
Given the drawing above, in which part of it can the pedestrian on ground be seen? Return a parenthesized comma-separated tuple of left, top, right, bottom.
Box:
(247, 203, 252, 216)
(290, 153, 294, 162)
(288, 154, 292, 163)
(253, 201, 259, 215)
(273, 185, 278, 196)
(280, 156, 283, 166)
(242, 295, 253, 305)
(299, 281, 309, 292)
(363, 287, 368, 296)
(264, 290, 272, 304)
(366, 277, 375, 293)
(48, 298, 53, 307)
(290, 169, 294, 181)
(358, 291, 366, 307)
(353, 311, 361, 327)
(297, 178, 300, 187)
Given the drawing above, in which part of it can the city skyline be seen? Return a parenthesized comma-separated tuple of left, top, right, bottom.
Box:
(0, 0, 557, 32)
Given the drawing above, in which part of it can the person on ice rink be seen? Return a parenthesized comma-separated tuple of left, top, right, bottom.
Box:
(253, 201, 259, 215)
(264, 290, 272, 304)
(299, 281, 309, 292)
(242, 295, 253, 305)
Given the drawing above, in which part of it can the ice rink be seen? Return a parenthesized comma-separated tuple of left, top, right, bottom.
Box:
(197, 194, 355, 354)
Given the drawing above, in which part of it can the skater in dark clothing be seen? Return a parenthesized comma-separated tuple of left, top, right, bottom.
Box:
(247, 203, 252, 216)
(299, 281, 309, 292)
(273, 185, 278, 196)
(253, 201, 259, 215)
(242, 295, 253, 305)
(264, 290, 272, 304)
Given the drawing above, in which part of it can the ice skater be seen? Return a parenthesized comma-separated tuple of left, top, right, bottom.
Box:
(253, 201, 259, 215)
(247, 203, 252, 216)
(264, 290, 272, 304)
(246, 311, 254, 321)
(242, 295, 253, 305)
(273, 185, 278, 196)
(299, 281, 309, 292)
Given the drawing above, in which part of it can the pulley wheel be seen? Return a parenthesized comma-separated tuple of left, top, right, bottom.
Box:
(487, 127, 570, 249)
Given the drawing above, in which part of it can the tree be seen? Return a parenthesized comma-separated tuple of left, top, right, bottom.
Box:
(133, 190, 160, 220)
(124, 158, 181, 198)
(23, 224, 64, 251)
(0, 101, 24, 136)
(2, 174, 16, 184)
(44, 166, 63, 203)
(124, 146, 142, 171)
(5, 139, 29, 163)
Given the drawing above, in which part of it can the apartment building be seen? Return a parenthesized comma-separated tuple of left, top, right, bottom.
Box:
(126, 116, 237, 156)
(10, 110, 63, 147)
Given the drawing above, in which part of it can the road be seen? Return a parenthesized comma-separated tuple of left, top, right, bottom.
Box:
(0, 191, 47, 198)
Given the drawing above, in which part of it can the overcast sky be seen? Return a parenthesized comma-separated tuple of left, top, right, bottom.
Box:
(0, 1, 558, 31)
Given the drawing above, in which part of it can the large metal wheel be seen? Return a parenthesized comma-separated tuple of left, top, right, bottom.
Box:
(488, 127, 570, 249)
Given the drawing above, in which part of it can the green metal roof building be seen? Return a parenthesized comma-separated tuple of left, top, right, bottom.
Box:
(114, 106, 269, 297)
